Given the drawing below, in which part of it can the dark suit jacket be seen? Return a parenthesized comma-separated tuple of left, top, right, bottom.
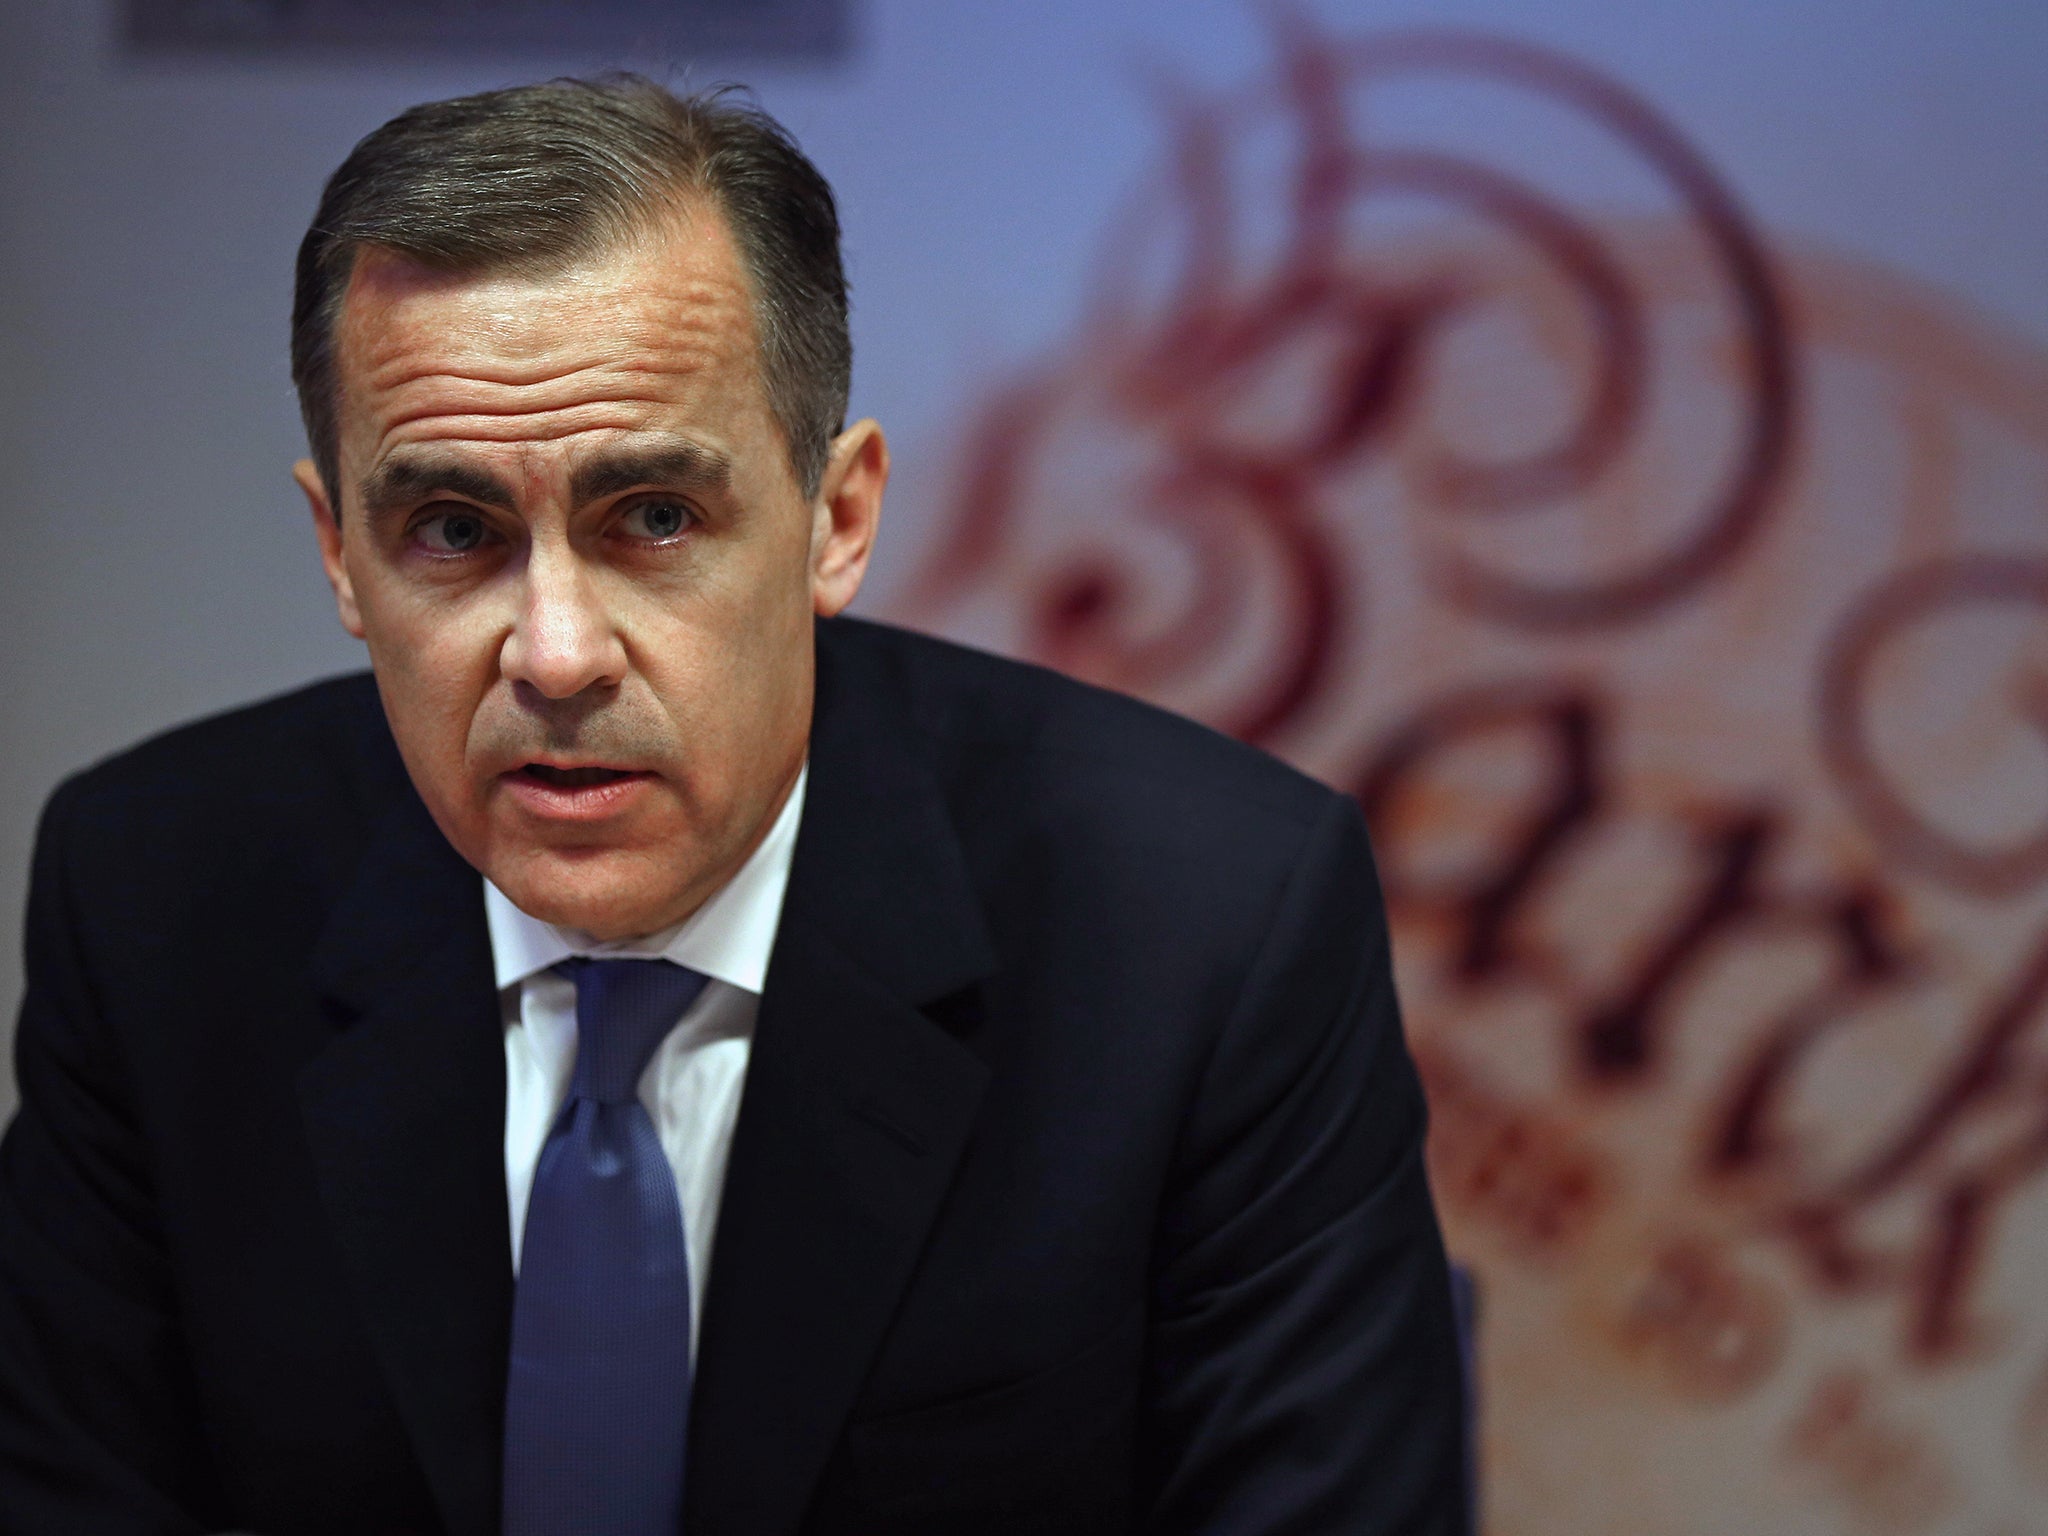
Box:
(0, 616, 1466, 1536)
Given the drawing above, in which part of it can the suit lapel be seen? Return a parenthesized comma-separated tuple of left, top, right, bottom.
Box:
(300, 788, 512, 1536)
(687, 622, 998, 1536)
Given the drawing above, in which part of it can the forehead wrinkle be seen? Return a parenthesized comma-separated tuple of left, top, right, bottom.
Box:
(385, 415, 663, 456)
(345, 266, 751, 384)
(378, 378, 675, 425)
(357, 363, 707, 455)
(350, 324, 736, 437)
(341, 328, 741, 453)
(357, 341, 725, 403)
(334, 204, 774, 476)
(339, 208, 751, 340)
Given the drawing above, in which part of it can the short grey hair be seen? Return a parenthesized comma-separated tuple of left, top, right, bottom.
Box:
(290, 75, 851, 506)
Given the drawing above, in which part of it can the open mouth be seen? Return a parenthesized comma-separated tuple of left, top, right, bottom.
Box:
(517, 763, 641, 788)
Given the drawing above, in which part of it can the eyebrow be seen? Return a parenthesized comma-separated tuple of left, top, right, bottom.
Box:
(569, 442, 733, 506)
(354, 440, 734, 522)
(358, 454, 517, 521)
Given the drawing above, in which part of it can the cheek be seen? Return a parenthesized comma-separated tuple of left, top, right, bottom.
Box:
(626, 564, 812, 758)
(355, 583, 504, 785)
(709, 555, 814, 706)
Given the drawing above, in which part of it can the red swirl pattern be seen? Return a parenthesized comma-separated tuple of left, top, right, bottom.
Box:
(1820, 555, 2048, 897)
(894, 17, 2048, 1535)
(906, 18, 1796, 747)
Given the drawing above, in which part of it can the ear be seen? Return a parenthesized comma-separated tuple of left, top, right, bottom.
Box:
(294, 458, 365, 639)
(808, 419, 888, 618)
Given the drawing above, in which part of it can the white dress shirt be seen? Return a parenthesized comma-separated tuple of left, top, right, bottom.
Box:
(485, 766, 806, 1350)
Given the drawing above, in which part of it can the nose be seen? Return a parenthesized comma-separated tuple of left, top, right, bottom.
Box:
(499, 536, 628, 700)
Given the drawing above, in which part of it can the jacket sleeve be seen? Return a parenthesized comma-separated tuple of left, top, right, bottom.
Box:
(0, 777, 219, 1535)
(1141, 792, 1469, 1535)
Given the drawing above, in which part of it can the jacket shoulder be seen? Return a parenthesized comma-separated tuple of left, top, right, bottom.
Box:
(826, 616, 1339, 831)
(42, 672, 402, 886)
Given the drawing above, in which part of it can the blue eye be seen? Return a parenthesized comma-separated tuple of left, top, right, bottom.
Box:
(621, 499, 692, 540)
(415, 509, 491, 554)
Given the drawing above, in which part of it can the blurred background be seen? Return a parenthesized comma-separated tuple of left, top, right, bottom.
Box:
(3, 1, 2045, 1531)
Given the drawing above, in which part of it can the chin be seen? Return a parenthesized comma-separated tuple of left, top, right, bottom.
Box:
(489, 846, 688, 941)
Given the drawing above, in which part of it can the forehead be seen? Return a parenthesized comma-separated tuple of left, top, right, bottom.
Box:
(329, 205, 770, 466)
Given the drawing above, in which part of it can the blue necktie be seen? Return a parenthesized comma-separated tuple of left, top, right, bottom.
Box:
(502, 957, 709, 1536)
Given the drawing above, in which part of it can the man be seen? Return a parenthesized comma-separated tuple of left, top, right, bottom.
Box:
(0, 77, 1466, 1535)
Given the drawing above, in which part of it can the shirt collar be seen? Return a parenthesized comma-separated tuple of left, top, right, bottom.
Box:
(483, 763, 807, 996)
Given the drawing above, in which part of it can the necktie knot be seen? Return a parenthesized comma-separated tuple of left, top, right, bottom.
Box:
(558, 957, 709, 1104)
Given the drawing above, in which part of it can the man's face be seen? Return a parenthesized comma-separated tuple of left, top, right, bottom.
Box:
(300, 205, 884, 940)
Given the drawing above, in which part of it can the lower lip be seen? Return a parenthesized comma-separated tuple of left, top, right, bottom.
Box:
(499, 770, 657, 822)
